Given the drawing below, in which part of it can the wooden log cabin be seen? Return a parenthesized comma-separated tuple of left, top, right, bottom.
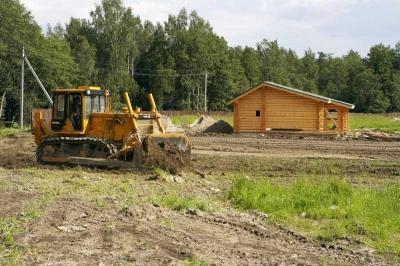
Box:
(228, 82, 355, 134)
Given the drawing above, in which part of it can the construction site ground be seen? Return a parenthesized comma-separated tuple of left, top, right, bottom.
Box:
(1, 132, 400, 265)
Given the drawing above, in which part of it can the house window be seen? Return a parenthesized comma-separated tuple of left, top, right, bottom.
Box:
(256, 110, 261, 117)
(328, 109, 337, 119)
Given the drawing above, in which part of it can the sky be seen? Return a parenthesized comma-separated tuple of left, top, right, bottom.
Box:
(20, 0, 400, 57)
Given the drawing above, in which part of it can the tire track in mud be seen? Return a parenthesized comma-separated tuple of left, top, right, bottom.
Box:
(16, 195, 396, 265)
(171, 211, 392, 266)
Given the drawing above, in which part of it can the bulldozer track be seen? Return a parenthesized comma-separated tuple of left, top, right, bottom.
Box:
(196, 214, 272, 239)
(36, 136, 119, 164)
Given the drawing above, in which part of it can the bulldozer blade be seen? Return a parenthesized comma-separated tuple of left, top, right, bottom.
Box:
(142, 133, 191, 170)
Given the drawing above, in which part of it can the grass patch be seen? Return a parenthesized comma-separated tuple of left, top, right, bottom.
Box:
(158, 193, 209, 211)
(0, 193, 51, 265)
(350, 114, 400, 133)
(229, 176, 400, 256)
(0, 128, 29, 137)
(170, 115, 198, 126)
(185, 256, 207, 266)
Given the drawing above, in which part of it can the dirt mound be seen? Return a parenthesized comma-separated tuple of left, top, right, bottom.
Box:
(0, 133, 36, 169)
(204, 120, 234, 134)
(189, 115, 217, 135)
(142, 134, 191, 173)
(188, 115, 233, 135)
(161, 115, 184, 133)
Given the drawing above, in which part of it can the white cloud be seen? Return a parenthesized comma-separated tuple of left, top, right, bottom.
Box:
(20, 0, 400, 56)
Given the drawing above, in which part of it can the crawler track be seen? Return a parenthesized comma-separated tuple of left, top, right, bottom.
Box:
(36, 136, 118, 164)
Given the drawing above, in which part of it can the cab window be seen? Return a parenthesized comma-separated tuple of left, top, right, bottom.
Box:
(99, 96, 105, 112)
(85, 95, 92, 117)
(53, 94, 66, 120)
(85, 95, 105, 114)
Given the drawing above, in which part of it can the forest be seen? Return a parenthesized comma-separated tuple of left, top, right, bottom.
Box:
(1, 0, 400, 123)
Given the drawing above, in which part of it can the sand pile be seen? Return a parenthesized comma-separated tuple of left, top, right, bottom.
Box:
(161, 115, 184, 133)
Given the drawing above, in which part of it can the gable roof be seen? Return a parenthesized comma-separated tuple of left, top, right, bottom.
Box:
(228, 81, 355, 109)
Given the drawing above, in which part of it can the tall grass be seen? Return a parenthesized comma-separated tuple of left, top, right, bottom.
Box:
(350, 113, 400, 133)
(229, 176, 400, 256)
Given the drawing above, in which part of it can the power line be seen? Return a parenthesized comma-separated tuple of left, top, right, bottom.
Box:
(133, 72, 205, 77)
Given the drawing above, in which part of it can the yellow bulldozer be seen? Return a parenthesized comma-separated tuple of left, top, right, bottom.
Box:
(31, 86, 191, 170)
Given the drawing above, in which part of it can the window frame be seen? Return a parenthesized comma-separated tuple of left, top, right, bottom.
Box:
(52, 93, 66, 120)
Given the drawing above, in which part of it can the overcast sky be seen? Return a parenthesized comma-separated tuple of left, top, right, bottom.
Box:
(20, 0, 400, 57)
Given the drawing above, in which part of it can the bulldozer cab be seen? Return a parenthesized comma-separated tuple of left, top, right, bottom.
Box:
(51, 86, 108, 132)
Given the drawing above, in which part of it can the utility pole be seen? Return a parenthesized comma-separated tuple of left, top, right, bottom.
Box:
(24, 56, 53, 105)
(204, 71, 208, 112)
(0, 91, 6, 121)
(20, 47, 24, 129)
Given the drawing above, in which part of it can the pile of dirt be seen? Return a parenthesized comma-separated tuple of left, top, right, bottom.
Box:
(189, 115, 217, 135)
(188, 115, 233, 135)
(204, 120, 234, 134)
(353, 129, 400, 142)
(161, 115, 184, 133)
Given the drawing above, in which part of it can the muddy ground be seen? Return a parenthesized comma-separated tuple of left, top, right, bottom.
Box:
(0, 133, 400, 265)
(2, 133, 400, 169)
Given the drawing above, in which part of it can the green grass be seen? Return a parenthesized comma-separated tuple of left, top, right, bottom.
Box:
(0, 193, 51, 265)
(158, 193, 210, 211)
(350, 114, 400, 133)
(229, 176, 400, 256)
(170, 115, 198, 126)
(0, 128, 28, 137)
(185, 257, 207, 266)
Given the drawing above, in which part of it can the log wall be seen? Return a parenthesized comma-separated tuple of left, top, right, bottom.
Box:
(234, 85, 350, 133)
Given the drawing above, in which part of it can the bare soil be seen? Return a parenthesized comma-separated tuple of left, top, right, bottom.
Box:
(0, 133, 36, 169)
(191, 135, 400, 161)
(1, 133, 400, 265)
(0, 191, 35, 217)
(2, 133, 399, 169)
(18, 198, 391, 266)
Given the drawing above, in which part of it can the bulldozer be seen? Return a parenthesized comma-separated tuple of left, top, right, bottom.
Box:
(31, 86, 191, 170)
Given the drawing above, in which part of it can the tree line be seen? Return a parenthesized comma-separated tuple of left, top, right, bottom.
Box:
(1, 0, 400, 123)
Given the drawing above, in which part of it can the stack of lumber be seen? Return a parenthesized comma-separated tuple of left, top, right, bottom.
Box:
(354, 130, 400, 142)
